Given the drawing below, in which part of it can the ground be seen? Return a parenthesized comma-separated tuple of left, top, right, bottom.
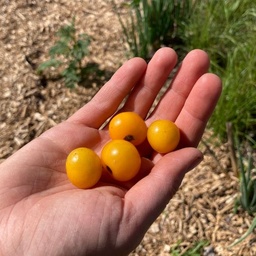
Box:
(1, 1, 255, 255)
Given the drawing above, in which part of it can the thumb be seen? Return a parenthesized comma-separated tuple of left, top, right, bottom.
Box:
(124, 147, 203, 230)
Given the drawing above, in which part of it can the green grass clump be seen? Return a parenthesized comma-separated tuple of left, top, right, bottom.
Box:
(182, 0, 256, 142)
(235, 138, 256, 214)
(210, 44, 256, 141)
(114, 0, 192, 60)
(231, 137, 256, 247)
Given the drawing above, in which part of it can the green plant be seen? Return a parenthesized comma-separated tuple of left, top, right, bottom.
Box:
(236, 138, 256, 214)
(209, 43, 256, 142)
(182, 0, 256, 141)
(113, 0, 192, 59)
(37, 17, 91, 88)
(230, 136, 256, 247)
(170, 240, 209, 256)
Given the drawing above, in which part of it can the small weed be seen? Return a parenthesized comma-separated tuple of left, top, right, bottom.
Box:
(37, 17, 91, 88)
(237, 141, 256, 215)
(231, 134, 256, 247)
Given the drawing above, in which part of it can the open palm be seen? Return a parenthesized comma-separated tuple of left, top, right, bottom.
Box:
(0, 48, 221, 256)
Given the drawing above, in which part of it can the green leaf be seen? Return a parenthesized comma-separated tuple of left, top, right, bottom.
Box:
(229, 216, 256, 247)
(49, 41, 70, 58)
(56, 21, 75, 43)
(71, 34, 90, 62)
(62, 62, 80, 88)
(37, 59, 62, 74)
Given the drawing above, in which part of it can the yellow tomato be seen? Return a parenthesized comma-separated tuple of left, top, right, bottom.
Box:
(109, 112, 147, 146)
(101, 140, 141, 181)
(66, 147, 102, 189)
(147, 120, 180, 153)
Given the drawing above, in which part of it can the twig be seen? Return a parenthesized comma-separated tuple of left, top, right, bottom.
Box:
(226, 122, 239, 177)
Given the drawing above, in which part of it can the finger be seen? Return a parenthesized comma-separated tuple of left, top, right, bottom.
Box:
(176, 73, 222, 147)
(123, 148, 203, 235)
(121, 47, 178, 118)
(67, 57, 147, 129)
(148, 49, 210, 122)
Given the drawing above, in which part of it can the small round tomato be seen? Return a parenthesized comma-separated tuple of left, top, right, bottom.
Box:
(101, 140, 141, 181)
(147, 120, 180, 153)
(66, 147, 102, 189)
(109, 112, 147, 146)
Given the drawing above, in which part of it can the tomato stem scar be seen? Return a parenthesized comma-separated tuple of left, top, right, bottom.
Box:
(124, 135, 134, 142)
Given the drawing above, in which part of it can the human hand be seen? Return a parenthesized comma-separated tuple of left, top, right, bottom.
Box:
(0, 48, 221, 256)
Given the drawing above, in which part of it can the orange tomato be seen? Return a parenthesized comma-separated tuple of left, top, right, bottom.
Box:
(147, 120, 180, 153)
(66, 147, 102, 189)
(101, 140, 141, 181)
(109, 112, 147, 146)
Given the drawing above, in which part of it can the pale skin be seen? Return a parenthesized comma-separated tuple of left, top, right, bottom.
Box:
(0, 48, 222, 256)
